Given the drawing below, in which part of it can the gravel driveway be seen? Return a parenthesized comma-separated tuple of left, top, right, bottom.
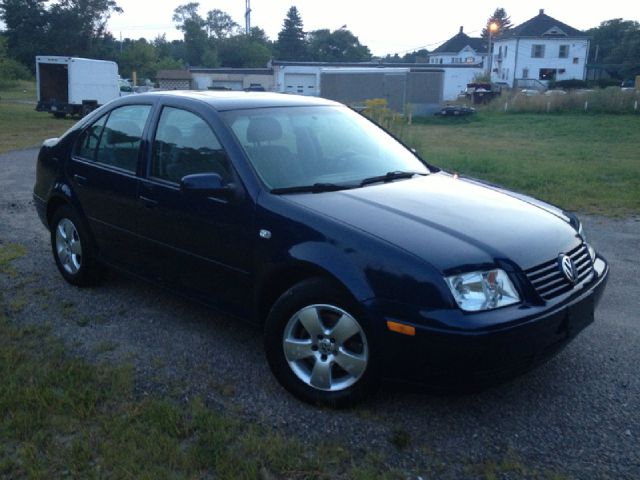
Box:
(2, 148, 639, 478)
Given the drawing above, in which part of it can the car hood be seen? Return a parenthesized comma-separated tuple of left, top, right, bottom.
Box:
(284, 173, 581, 272)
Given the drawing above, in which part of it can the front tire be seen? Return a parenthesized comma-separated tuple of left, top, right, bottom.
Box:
(264, 278, 378, 408)
(50, 205, 103, 286)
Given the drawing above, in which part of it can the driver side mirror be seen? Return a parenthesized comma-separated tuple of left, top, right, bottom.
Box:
(180, 173, 236, 201)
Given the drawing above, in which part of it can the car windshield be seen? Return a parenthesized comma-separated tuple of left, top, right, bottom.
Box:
(220, 105, 429, 191)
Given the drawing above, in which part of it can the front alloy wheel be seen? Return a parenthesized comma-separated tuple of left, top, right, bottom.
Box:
(265, 278, 378, 407)
(283, 304, 369, 391)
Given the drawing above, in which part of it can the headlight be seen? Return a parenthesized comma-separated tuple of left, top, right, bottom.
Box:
(445, 269, 520, 312)
(578, 222, 597, 262)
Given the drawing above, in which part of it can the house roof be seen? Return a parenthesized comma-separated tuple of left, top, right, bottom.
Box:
(156, 70, 192, 80)
(432, 27, 487, 55)
(499, 9, 588, 39)
(189, 67, 274, 75)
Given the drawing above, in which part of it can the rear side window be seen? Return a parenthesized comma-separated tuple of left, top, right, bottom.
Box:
(151, 107, 231, 183)
(74, 105, 151, 173)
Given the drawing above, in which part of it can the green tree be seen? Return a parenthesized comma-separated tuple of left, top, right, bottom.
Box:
(205, 9, 238, 39)
(276, 6, 307, 60)
(0, 0, 48, 67)
(218, 34, 271, 67)
(0, 0, 121, 67)
(118, 38, 157, 79)
(172, 2, 207, 66)
(588, 19, 640, 79)
(402, 49, 429, 63)
(308, 28, 371, 62)
(482, 7, 512, 38)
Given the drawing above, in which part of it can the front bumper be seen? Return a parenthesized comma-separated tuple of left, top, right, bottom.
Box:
(369, 256, 609, 387)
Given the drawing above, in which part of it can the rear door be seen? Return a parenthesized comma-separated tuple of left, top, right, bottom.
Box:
(68, 103, 152, 267)
(136, 103, 255, 317)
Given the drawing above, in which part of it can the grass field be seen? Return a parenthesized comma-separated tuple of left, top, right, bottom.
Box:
(0, 81, 75, 152)
(404, 113, 640, 216)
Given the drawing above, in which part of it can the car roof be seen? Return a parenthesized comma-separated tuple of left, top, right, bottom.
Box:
(131, 90, 341, 111)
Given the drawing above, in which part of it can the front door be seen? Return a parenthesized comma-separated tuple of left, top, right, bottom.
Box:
(136, 105, 255, 317)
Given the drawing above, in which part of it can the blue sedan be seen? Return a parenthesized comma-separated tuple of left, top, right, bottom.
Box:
(33, 91, 608, 407)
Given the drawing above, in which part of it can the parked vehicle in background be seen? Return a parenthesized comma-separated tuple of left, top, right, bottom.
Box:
(435, 105, 475, 117)
(464, 82, 501, 104)
(621, 76, 640, 90)
(36, 56, 120, 118)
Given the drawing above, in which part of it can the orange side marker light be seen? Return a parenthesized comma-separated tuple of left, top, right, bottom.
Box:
(386, 320, 416, 336)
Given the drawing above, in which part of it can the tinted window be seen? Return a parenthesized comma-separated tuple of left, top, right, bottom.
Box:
(96, 105, 151, 172)
(75, 114, 107, 160)
(74, 105, 150, 172)
(151, 107, 231, 184)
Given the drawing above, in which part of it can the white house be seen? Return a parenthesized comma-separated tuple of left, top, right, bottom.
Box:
(491, 9, 590, 88)
(428, 27, 488, 67)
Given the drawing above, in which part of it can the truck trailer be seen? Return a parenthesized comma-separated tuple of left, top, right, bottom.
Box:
(36, 56, 120, 117)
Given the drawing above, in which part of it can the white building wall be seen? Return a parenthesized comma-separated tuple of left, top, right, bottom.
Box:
(492, 38, 589, 87)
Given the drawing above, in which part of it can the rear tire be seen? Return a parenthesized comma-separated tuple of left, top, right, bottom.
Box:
(264, 277, 378, 408)
(50, 205, 103, 286)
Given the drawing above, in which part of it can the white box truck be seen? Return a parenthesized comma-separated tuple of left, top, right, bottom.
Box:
(35, 56, 120, 117)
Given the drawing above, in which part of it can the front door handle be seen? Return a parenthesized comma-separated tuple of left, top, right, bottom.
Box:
(139, 195, 159, 208)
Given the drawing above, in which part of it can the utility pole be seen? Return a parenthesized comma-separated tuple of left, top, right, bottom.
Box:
(245, 0, 251, 34)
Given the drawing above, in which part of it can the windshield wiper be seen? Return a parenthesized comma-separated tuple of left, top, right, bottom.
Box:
(271, 182, 354, 194)
(359, 170, 426, 187)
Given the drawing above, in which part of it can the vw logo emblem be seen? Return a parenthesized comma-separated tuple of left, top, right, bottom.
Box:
(558, 254, 576, 284)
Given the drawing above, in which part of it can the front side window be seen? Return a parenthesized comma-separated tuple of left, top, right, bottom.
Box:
(151, 107, 231, 183)
(74, 104, 151, 173)
(531, 44, 545, 58)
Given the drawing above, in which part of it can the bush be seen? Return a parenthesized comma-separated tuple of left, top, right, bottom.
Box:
(483, 87, 639, 114)
(550, 79, 588, 90)
(0, 58, 32, 87)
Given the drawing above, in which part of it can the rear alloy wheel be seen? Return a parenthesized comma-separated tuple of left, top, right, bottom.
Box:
(51, 205, 103, 286)
(265, 278, 377, 407)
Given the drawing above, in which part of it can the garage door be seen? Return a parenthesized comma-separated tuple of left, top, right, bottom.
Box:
(284, 74, 317, 95)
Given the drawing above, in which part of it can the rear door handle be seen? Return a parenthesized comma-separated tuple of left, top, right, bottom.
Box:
(139, 195, 159, 208)
(73, 174, 88, 185)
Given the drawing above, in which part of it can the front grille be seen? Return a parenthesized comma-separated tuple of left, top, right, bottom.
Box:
(525, 243, 594, 301)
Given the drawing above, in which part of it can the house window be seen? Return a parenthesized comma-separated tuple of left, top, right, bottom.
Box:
(531, 44, 545, 58)
(522, 68, 529, 79)
(505, 46, 508, 58)
(559, 45, 569, 58)
(573, 57, 579, 64)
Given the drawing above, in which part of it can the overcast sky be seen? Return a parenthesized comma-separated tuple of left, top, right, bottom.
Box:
(107, 1, 639, 56)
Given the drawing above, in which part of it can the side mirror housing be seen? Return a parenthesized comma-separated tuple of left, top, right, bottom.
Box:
(180, 173, 235, 200)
